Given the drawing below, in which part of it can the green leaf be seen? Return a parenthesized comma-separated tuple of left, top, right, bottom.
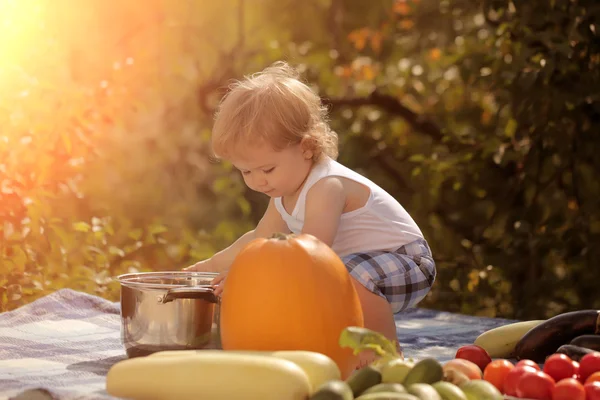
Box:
(149, 223, 168, 235)
(409, 154, 426, 162)
(108, 246, 125, 257)
(338, 326, 399, 359)
(73, 222, 91, 232)
(128, 228, 144, 241)
(505, 118, 517, 138)
(213, 177, 231, 193)
(104, 220, 115, 236)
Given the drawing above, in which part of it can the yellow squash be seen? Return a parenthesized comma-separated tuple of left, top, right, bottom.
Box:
(106, 351, 311, 400)
(474, 320, 545, 358)
(149, 349, 341, 391)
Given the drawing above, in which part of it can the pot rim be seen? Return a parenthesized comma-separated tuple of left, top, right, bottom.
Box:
(115, 271, 219, 290)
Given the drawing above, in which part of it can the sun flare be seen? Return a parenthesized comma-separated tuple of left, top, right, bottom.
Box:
(0, 0, 46, 70)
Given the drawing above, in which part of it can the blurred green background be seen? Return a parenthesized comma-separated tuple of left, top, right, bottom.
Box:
(1, 0, 599, 319)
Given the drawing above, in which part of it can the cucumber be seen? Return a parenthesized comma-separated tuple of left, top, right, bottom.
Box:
(431, 381, 468, 400)
(459, 380, 502, 400)
(403, 358, 444, 386)
(381, 359, 414, 384)
(309, 380, 353, 400)
(407, 383, 442, 400)
(346, 366, 382, 397)
(356, 394, 420, 400)
(362, 383, 407, 395)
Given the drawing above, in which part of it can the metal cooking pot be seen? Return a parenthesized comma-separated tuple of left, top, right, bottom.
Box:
(115, 271, 222, 358)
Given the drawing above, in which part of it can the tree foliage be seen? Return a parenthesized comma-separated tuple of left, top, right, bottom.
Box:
(1, 0, 598, 318)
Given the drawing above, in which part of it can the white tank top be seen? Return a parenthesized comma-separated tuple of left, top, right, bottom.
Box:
(274, 157, 424, 258)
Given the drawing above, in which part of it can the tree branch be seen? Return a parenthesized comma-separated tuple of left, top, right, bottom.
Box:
(323, 91, 520, 187)
(197, 75, 229, 116)
(323, 92, 446, 142)
(372, 152, 411, 190)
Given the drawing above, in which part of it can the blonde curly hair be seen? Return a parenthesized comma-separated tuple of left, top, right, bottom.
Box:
(211, 61, 338, 162)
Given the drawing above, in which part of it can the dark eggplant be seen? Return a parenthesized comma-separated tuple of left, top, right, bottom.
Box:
(514, 309, 600, 362)
(570, 334, 600, 351)
(556, 344, 598, 362)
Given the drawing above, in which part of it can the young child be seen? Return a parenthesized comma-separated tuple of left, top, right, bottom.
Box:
(185, 61, 436, 364)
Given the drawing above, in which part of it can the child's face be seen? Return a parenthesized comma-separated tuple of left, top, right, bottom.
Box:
(228, 141, 313, 198)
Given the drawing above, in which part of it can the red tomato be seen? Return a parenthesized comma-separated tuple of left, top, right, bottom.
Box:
(580, 352, 600, 382)
(586, 371, 600, 385)
(585, 381, 600, 400)
(483, 359, 514, 392)
(517, 359, 542, 371)
(543, 353, 577, 382)
(572, 361, 581, 381)
(455, 344, 492, 372)
(552, 377, 585, 400)
(504, 365, 539, 396)
(516, 370, 555, 400)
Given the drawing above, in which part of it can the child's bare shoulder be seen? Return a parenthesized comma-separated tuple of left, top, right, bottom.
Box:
(307, 176, 370, 213)
(306, 176, 345, 200)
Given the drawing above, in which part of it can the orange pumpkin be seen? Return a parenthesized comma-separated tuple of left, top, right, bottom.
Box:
(219, 233, 364, 378)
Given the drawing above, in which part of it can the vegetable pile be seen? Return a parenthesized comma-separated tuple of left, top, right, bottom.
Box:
(104, 327, 501, 399)
(466, 308, 600, 400)
(105, 308, 600, 399)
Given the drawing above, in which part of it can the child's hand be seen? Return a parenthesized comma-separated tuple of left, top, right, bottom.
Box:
(183, 258, 215, 272)
(212, 271, 227, 296)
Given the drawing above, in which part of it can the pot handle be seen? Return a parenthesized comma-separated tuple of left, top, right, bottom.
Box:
(157, 286, 218, 304)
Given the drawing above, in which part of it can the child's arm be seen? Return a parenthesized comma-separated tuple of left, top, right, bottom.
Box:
(301, 177, 346, 247)
(185, 198, 289, 272)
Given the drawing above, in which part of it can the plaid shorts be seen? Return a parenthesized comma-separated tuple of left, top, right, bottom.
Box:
(341, 238, 436, 314)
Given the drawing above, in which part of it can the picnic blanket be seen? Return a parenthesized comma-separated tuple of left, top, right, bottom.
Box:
(0, 288, 516, 399)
